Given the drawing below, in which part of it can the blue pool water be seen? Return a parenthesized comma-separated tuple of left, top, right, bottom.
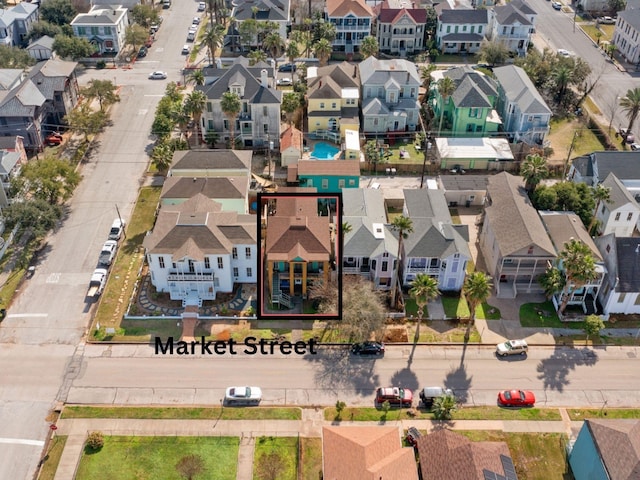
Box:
(310, 142, 340, 160)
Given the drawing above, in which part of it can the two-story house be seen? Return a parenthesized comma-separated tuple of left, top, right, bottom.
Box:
(143, 194, 257, 304)
(228, 0, 291, 43)
(375, 0, 427, 56)
(198, 64, 282, 148)
(436, 9, 488, 54)
(342, 188, 398, 290)
(27, 59, 80, 126)
(594, 173, 640, 237)
(288, 159, 360, 192)
(306, 62, 360, 141)
(488, 0, 536, 56)
(613, 9, 640, 65)
(594, 235, 640, 316)
(169, 149, 252, 178)
(70, 5, 129, 55)
(160, 176, 249, 213)
(0, 137, 27, 208)
(479, 172, 556, 298)
(400, 189, 471, 291)
(326, 0, 374, 54)
(430, 66, 500, 137)
(493, 65, 551, 145)
(359, 57, 421, 135)
(0, 2, 39, 48)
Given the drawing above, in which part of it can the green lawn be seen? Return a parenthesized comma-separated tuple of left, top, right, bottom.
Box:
(567, 408, 640, 420)
(547, 118, 608, 163)
(62, 406, 301, 420)
(76, 436, 239, 480)
(378, 141, 423, 164)
(404, 298, 428, 318)
(442, 296, 501, 320)
(39, 436, 67, 480)
(253, 437, 298, 480)
(300, 437, 323, 480)
(519, 302, 566, 328)
(324, 406, 561, 421)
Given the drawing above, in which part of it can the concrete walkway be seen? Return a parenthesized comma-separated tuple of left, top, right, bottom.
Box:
(52, 410, 583, 480)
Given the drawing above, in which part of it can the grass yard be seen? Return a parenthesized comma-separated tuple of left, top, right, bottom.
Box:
(38, 436, 67, 480)
(519, 302, 564, 327)
(582, 24, 614, 43)
(547, 118, 607, 164)
(300, 437, 323, 480)
(442, 296, 501, 320)
(404, 297, 428, 318)
(76, 436, 239, 480)
(457, 431, 571, 480)
(379, 141, 423, 164)
(103, 318, 182, 342)
(92, 186, 161, 335)
(253, 437, 298, 480)
(62, 406, 301, 420)
(567, 408, 640, 420)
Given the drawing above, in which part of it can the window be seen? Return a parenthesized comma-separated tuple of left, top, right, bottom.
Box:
(159, 256, 165, 268)
(208, 120, 214, 129)
(263, 106, 268, 116)
(204, 257, 210, 269)
(263, 124, 268, 134)
(320, 102, 325, 109)
(233, 267, 239, 277)
(382, 261, 388, 271)
(527, 246, 534, 254)
(104, 26, 112, 34)
(338, 179, 345, 188)
(619, 293, 627, 303)
(91, 27, 99, 35)
(231, 86, 242, 95)
(322, 179, 329, 189)
(606, 244, 611, 253)
(245, 247, 251, 259)
(383, 252, 389, 257)
(349, 179, 355, 186)
(373, 118, 378, 126)
(232, 247, 238, 259)
(331, 102, 337, 108)
(77, 27, 86, 35)
(217, 257, 223, 268)
(503, 26, 507, 34)
(615, 212, 621, 221)
(628, 212, 634, 221)
(246, 267, 252, 277)
(188, 260, 195, 273)
(479, 26, 483, 33)
(207, 102, 212, 112)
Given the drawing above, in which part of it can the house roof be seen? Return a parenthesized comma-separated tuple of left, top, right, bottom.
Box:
(308, 62, 360, 99)
(615, 237, 640, 292)
(493, 3, 532, 25)
(359, 57, 421, 87)
(71, 5, 128, 25)
(170, 150, 252, 173)
(27, 59, 78, 102)
(439, 174, 489, 191)
(280, 125, 303, 152)
(572, 152, 640, 184)
(0, 69, 23, 90)
(510, 0, 537, 15)
(484, 172, 555, 257)
(601, 172, 639, 210)
(362, 97, 390, 115)
(197, 63, 282, 104)
(10, 2, 38, 16)
(619, 8, 640, 31)
(326, 0, 373, 18)
(435, 137, 513, 160)
(416, 429, 514, 480)
(444, 67, 498, 99)
(0, 150, 20, 176)
(322, 426, 419, 480)
(538, 211, 603, 261)
(442, 33, 484, 42)
(160, 176, 248, 202)
(231, 0, 290, 21)
(265, 197, 331, 262)
(586, 419, 640, 480)
(202, 57, 276, 86)
(343, 216, 398, 258)
(378, 8, 427, 24)
(450, 74, 495, 108)
(297, 160, 361, 176)
(342, 188, 387, 221)
(27, 35, 55, 51)
(439, 9, 488, 24)
(493, 65, 551, 116)
(0, 79, 47, 116)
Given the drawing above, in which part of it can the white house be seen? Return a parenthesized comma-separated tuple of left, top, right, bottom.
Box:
(595, 234, 640, 316)
(70, 5, 129, 55)
(436, 9, 488, 54)
(0, 2, 39, 47)
(228, 0, 291, 41)
(595, 173, 640, 237)
(613, 9, 640, 66)
(280, 125, 303, 167)
(27, 35, 55, 61)
(488, 0, 536, 56)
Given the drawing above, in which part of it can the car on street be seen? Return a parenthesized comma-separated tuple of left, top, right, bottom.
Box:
(375, 387, 413, 407)
(138, 46, 147, 58)
(45, 132, 63, 146)
(278, 63, 296, 72)
(98, 240, 118, 266)
(182, 45, 190, 55)
(148, 71, 168, 80)
(498, 389, 536, 407)
(145, 37, 153, 48)
(224, 386, 262, 405)
(557, 48, 573, 57)
(198, 1, 206, 10)
(277, 77, 293, 86)
(496, 339, 529, 357)
(552, 1, 562, 9)
(351, 341, 385, 356)
(419, 386, 454, 408)
(192, 16, 201, 25)
(598, 16, 616, 24)
(108, 218, 126, 240)
(630, 143, 640, 151)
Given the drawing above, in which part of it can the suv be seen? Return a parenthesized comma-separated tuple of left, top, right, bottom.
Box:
(351, 341, 385, 356)
(496, 339, 528, 357)
(419, 386, 454, 408)
(278, 63, 296, 72)
(108, 218, 125, 241)
(375, 387, 413, 407)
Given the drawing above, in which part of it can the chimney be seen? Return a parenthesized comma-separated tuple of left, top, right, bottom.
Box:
(319, 80, 322, 87)
(260, 69, 268, 88)
(353, 66, 357, 78)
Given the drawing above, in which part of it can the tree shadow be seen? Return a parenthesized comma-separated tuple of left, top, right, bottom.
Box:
(444, 361, 473, 405)
(390, 366, 419, 393)
(304, 347, 379, 396)
(536, 346, 599, 393)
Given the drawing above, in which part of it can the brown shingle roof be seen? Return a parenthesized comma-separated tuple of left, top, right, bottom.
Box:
(287, 164, 299, 183)
(280, 125, 303, 152)
(170, 149, 252, 173)
(587, 419, 640, 480)
(539, 211, 603, 261)
(322, 426, 419, 480)
(326, 0, 373, 17)
(161, 176, 248, 201)
(378, 8, 427, 23)
(297, 159, 360, 176)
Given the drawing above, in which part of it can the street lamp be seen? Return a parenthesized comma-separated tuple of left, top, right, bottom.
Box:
(420, 138, 432, 189)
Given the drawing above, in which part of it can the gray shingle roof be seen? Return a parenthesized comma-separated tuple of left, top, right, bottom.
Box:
(0, 79, 46, 116)
(510, 0, 537, 15)
(451, 75, 493, 108)
(28, 35, 55, 50)
(539, 211, 603, 261)
(359, 57, 420, 87)
(362, 97, 390, 115)
(161, 176, 248, 201)
(343, 216, 398, 257)
(197, 63, 281, 104)
(27, 59, 77, 102)
(586, 419, 640, 480)
(616, 238, 640, 292)
(494, 3, 532, 25)
(342, 188, 387, 221)
(71, 5, 128, 25)
(619, 8, 640, 31)
(439, 9, 488, 23)
(231, 0, 290, 22)
(493, 65, 551, 115)
(601, 172, 639, 209)
(0, 150, 20, 175)
(170, 150, 252, 172)
(439, 174, 489, 191)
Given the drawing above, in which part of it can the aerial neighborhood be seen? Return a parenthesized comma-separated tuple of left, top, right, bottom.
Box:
(2, 0, 640, 477)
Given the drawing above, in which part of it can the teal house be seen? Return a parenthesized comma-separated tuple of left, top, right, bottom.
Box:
(430, 66, 501, 137)
(289, 160, 361, 193)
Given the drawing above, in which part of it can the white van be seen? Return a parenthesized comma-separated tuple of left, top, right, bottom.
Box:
(108, 218, 125, 241)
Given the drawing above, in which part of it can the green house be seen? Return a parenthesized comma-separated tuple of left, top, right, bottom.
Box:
(430, 66, 501, 137)
(291, 160, 361, 193)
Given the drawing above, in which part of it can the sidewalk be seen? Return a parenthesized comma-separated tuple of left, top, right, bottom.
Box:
(52, 409, 581, 480)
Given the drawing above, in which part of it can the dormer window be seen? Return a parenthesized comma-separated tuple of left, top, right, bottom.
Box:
(231, 86, 242, 96)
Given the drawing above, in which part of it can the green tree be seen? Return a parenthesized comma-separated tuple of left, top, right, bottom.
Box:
(64, 104, 108, 142)
(40, 0, 77, 26)
(605, 43, 617, 59)
(360, 36, 379, 59)
(390, 215, 413, 308)
(263, 31, 285, 65)
(175, 454, 205, 480)
(584, 314, 605, 344)
(619, 87, 640, 133)
(151, 142, 174, 174)
(86, 431, 104, 451)
(552, 64, 573, 104)
(587, 184, 611, 234)
(0, 44, 36, 68)
(26, 21, 63, 42)
(409, 274, 440, 335)
(125, 24, 150, 51)
(478, 39, 509, 66)
(248, 49, 267, 65)
(419, 64, 436, 98)
(608, 0, 626, 14)
(186, 69, 205, 87)
(281, 92, 301, 126)
(432, 394, 457, 420)
(184, 90, 208, 147)
(202, 24, 226, 66)
(364, 140, 381, 174)
(152, 114, 175, 140)
(313, 20, 337, 43)
(437, 76, 455, 136)
(82, 80, 120, 112)
(15, 156, 80, 204)
(130, 4, 159, 28)
(3, 199, 63, 239)
(238, 19, 259, 48)
(52, 35, 94, 60)
(531, 182, 595, 227)
(556, 239, 597, 314)
(220, 91, 242, 149)
(314, 38, 332, 66)
(539, 266, 565, 300)
(285, 41, 300, 81)
(463, 272, 493, 342)
(520, 154, 548, 193)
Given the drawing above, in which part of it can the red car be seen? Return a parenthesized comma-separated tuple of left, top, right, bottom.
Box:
(498, 389, 536, 407)
(45, 133, 63, 146)
(375, 387, 413, 407)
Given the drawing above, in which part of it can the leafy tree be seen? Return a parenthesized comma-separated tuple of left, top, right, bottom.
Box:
(238, 19, 259, 48)
(15, 156, 80, 204)
(556, 239, 597, 314)
(364, 140, 381, 174)
(432, 394, 457, 420)
(281, 92, 301, 126)
(409, 274, 440, 334)
(64, 104, 108, 142)
(40, 0, 77, 26)
(313, 20, 337, 43)
(26, 21, 63, 42)
(463, 272, 492, 342)
(437, 76, 455, 136)
(605, 43, 617, 59)
(204, 130, 219, 148)
(520, 154, 548, 193)
(335, 400, 346, 420)
(314, 38, 332, 66)
(531, 182, 595, 227)
(82, 80, 120, 112)
(151, 143, 174, 173)
(184, 90, 207, 147)
(3, 199, 63, 238)
(125, 24, 150, 51)
(360, 36, 379, 59)
(130, 4, 159, 28)
(164, 82, 184, 104)
(478, 39, 509, 66)
(52, 35, 94, 60)
(390, 215, 413, 308)
(175, 454, 205, 480)
(587, 184, 611, 234)
(186, 69, 205, 87)
(608, 0, 626, 14)
(248, 49, 267, 65)
(220, 91, 242, 149)
(86, 431, 104, 451)
(152, 114, 174, 140)
(584, 314, 605, 344)
(419, 64, 436, 96)
(202, 24, 226, 66)
(619, 87, 640, 133)
(0, 44, 36, 69)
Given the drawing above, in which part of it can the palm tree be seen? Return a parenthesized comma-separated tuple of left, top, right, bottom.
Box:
(360, 36, 379, 59)
(556, 239, 597, 314)
(419, 64, 436, 100)
(619, 87, 640, 134)
(587, 184, 611, 234)
(520, 154, 548, 193)
(263, 31, 284, 66)
(341, 222, 352, 235)
(186, 69, 205, 87)
(151, 142, 173, 174)
(281, 92, 301, 126)
(552, 64, 572, 103)
(220, 91, 241, 149)
(202, 24, 225, 66)
(462, 272, 493, 342)
(314, 38, 332, 66)
(285, 41, 299, 82)
(248, 49, 267, 66)
(539, 265, 565, 300)
(409, 274, 440, 335)
(183, 90, 207, 147)
(390, 215, 413, 309)
(437, 76, 455, 136)
(432, 394, 457, 420)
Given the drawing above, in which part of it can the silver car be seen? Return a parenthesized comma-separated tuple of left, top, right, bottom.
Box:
(496, 339, 528, 357)
(224, 386, 262, 405)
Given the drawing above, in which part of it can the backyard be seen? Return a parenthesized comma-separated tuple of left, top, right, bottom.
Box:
(546, 118, 607, 167)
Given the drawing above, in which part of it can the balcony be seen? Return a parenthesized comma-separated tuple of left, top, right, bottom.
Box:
(406, 266, 441, 275)
(342, 265, 372, 274)
(167, 273, 215, 282)
(240, 126, 253, 135)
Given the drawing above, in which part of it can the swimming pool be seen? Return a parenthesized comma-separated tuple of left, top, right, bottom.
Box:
(310, 141, 340, 160)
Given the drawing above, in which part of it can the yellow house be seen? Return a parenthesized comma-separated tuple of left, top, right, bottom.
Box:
(307, 62, 360, 142)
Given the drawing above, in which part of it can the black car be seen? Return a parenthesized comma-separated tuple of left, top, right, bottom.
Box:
(351, 341, 385, 356)
(138, 46, 147, 58)
(278, 63, 296, 72)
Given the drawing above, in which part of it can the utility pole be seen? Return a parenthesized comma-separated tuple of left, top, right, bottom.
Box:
(267, 133, 272, 180)
(115, 204, 126, 239)
(563, 131, 579, 179)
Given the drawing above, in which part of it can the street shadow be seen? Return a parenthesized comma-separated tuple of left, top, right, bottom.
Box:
(304, 347, 379, 396)
(444, 362, 473, 404)
(390, 366, 419, 393)
(536, 347, 599, 393)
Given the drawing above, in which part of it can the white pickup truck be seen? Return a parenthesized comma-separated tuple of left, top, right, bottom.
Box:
(87, 268, 108, 297)
(98, 240, 118, 266)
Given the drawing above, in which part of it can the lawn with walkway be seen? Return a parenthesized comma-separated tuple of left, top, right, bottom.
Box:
(253, 437, 298, 480)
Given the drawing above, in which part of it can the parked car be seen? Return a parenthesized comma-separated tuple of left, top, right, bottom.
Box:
(145, 37, 153, 48)
(558, 48, 573, 57)
(198, 1, 206, 10)
(496, 339, 529, 357)
(98, 240, 118, 266)
(375, 387, 413, 407)
(108, 218, 125, 240)
(277, 78, 293, 86)
(351, 341, 385, 356)
(45, 132, 63, 146)
(450, 164, 466, 174)
(630, 143, 640, 151)
(182, 45, 190, 55)
(187, 29, 196, 41)
(551, 1, 562, 9)
(148, 71, 168, 80)
(598, 16, 616, 24)
(498, 389, 536, 407)
(419, 386, 454, 408)
(138, 46, 147, 58)
(278, 63, 296, 72)
(150, 23, 160, 34)
(224, 386, 262, 405)
(192, 16, 201, 25)
(619, 128, 635, 144)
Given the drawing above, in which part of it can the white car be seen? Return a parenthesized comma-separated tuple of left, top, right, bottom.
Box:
(192, 16, 201, 25)
(182, 45, 190, 55)
(551, 1, 562, 9)
(197, 1, 206, 11)
(557, 49, 573, 57)
(148, 71, 168, 80)
(277, 77, 293, 86)
(496, 339, 529, 357)
(98, 240, 118, 266)
(225, 386, 262, 405)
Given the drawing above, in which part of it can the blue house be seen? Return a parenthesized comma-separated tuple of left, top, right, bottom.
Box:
(569, 419, 640, 480)
(289, 160, 360, 193)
